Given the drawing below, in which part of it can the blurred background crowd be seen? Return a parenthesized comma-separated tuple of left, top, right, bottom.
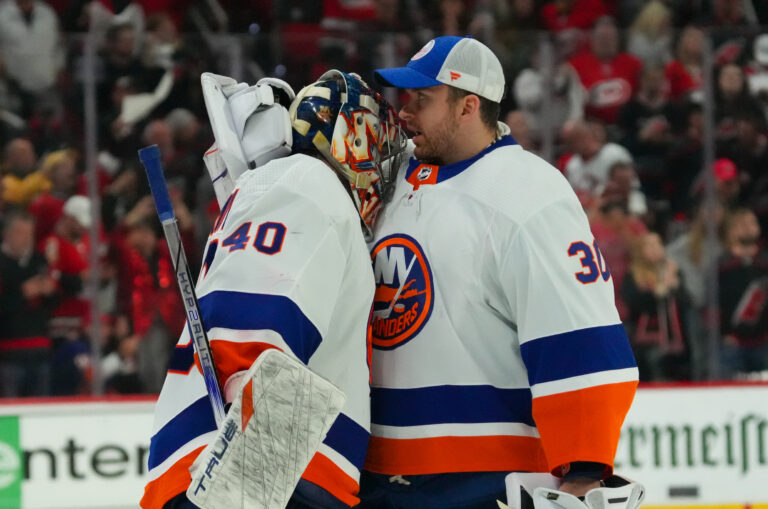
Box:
(1, 0, 767, 397)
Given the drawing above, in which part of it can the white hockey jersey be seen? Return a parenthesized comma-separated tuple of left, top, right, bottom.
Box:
(142, 154, 373, 508)
(366, 133, 638, 477)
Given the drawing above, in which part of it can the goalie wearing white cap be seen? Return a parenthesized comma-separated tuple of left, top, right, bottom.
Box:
(140, 70, 407, 509)
(359, 36, 644, 509)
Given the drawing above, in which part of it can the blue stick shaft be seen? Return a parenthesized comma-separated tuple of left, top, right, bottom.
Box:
(138, 144, 226, 428)
(139, 145, 175, 222)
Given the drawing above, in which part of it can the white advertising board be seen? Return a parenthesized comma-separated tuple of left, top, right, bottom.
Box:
(0, 399, 154, 509)
(0, 385, 766, 508)
(616, 385, 768, 506)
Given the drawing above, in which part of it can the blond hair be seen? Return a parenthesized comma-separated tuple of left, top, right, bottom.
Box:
(629, 232, 663, 290)
(39, 149, 76, 177)
(630, 0, 672, 38)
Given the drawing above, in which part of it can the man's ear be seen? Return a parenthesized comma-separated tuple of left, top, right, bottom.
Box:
(459, 94, 481, 122)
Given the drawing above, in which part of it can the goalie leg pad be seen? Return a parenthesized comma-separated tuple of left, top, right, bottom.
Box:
(186, 349, 347, 509)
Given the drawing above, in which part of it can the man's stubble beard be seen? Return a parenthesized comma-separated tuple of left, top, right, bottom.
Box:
(414, 113, 461, 166)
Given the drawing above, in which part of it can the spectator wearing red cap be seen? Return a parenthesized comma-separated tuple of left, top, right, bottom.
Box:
(712, 157, 742, 207)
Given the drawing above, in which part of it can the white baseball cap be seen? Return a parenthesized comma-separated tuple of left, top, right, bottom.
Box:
(63, 195, 92, 228)
(374, 36, 505, 103)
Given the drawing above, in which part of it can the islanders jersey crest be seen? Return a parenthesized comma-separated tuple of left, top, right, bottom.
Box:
(369, 234, 434, 349)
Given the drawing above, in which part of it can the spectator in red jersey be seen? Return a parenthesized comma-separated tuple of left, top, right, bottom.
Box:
(569, 16, 643, 124)
(665, 26, 704, 103)
(39, 196, 92, 345)
(114, 199, 185, 393)
(540, 0, 609, 32)
(0, 209, 57, 396)
(718, 208, 768, 377)
(27, 149, 78, 242)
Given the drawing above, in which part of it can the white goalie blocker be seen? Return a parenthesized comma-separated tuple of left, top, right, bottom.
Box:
(499, 473, 645, 509)
(187, 349, 346, 509)
(201, 73, 295, 207)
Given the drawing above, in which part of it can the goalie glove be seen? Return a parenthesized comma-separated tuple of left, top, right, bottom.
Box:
(532, 476, 645, 509)
(500, 474, 645, 509)
(201, 73, 296, 208)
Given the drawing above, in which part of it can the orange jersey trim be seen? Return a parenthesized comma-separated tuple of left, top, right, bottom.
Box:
(141, 445, 205, 509)
(532, 380, 638, 475)
(302, 452, 360, 507)
(364, 435, 548, 475)
(209, 340, 280, 390)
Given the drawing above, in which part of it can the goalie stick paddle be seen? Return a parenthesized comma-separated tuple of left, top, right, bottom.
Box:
(138, 144, 227, 428)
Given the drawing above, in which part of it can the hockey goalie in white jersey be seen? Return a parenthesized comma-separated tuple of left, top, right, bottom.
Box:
(140, 71, 407, 509)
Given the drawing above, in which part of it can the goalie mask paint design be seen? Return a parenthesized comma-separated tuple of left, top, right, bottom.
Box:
(290, 70, 408, 239)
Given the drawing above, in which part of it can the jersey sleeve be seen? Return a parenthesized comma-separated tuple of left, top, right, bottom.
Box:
(498, 196, 638, 476)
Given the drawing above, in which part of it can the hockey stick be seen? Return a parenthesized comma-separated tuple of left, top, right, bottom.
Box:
(138, 144, 226, 428)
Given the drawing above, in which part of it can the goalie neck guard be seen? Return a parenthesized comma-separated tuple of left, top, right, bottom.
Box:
(289, 70, 407, 240)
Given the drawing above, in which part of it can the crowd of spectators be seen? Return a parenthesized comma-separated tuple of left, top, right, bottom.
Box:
(1, 0, 768, 397)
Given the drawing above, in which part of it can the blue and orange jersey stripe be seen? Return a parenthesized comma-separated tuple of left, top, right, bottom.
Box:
(141, 446, 205, 509)
(366, 324, 637, 476)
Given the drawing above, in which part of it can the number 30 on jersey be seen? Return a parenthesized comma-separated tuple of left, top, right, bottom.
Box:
(568, 239, 610, 284)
